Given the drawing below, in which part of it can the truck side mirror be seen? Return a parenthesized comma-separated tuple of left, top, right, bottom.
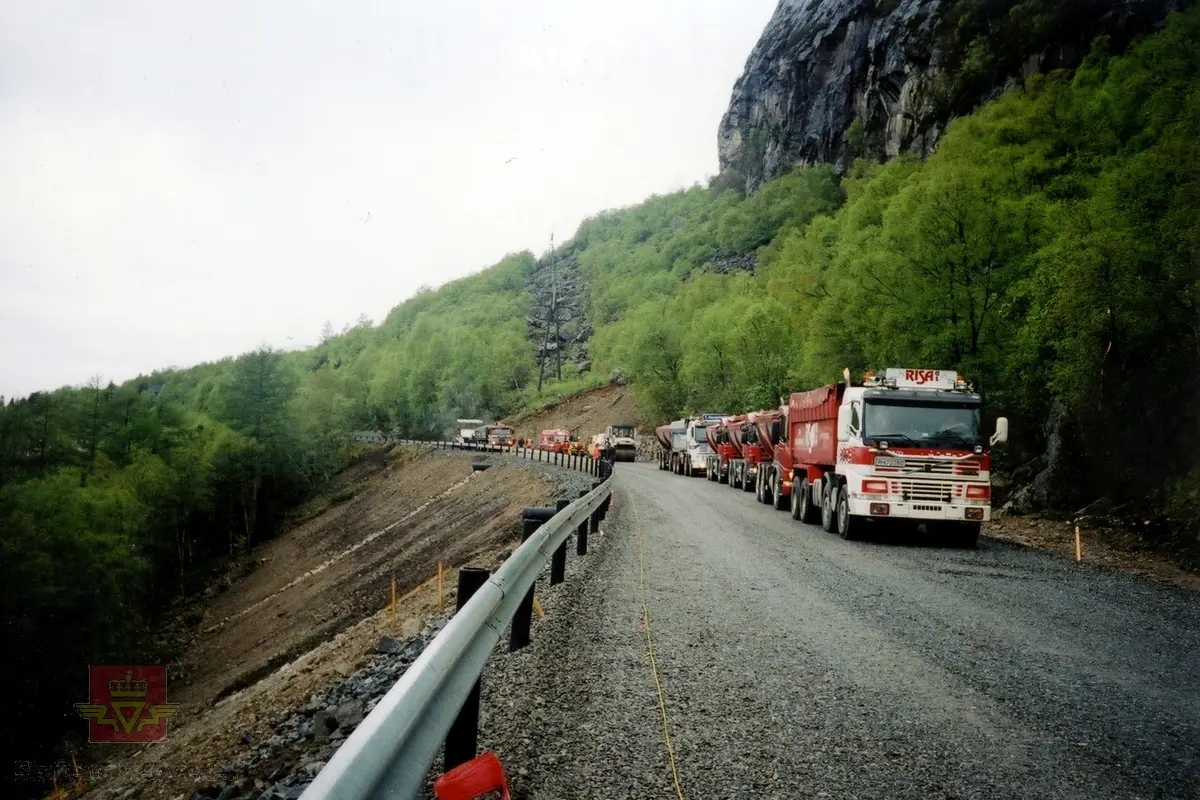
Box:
(991, 417, 1009, 446)
(769, 420, 780, 445)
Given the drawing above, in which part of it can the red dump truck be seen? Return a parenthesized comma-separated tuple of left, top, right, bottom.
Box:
(755, 368, 1008, 547)
(538, 428, 572, 453)
(704, 415, 745, 483)
(745, 408, 783, 499)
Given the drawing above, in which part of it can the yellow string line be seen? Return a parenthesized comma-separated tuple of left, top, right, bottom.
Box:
(630, 492, 686, 800)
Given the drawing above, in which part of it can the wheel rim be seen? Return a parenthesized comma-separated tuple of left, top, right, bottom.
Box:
(838, 495, 847, 532)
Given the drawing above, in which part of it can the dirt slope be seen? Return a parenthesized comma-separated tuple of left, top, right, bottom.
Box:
(511, 384, 642, 445)
(74, 448, 573, 800)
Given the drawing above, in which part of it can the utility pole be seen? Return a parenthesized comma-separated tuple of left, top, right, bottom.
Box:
(537, 234, 554, 393)
(553, 239, 562, 382)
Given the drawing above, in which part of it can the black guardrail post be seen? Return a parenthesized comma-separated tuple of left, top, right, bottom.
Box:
(589, 481, 602, 540)
(510, 507, 551, 651)
(550, 499, 569, 585)
(576, 489, 589, 555)
(444, 566, 490, 772)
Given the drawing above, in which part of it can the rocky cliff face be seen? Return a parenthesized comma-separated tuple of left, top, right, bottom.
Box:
(719, 0, 1187, 192)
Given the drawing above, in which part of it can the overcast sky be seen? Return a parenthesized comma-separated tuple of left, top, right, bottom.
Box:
(0, 0, 776, 399)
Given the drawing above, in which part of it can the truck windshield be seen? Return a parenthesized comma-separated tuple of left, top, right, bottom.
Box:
(612, 426, 635, 438)
(490, 428, 512, 438)
(864, 401, 982, 447)
(671, 432, 686, 448)
(692, 427, 708, 443)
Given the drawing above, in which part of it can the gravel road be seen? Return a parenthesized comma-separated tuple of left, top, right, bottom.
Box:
(479, 462, 1200, 799)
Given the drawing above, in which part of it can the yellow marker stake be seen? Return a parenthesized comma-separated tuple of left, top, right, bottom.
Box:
(437, 560, 445, 611)
(533, 597, 545, 618)
(1075, 526, 1083, 563)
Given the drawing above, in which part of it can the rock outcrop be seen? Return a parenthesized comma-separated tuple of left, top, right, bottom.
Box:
(719, 0, 1187, 192)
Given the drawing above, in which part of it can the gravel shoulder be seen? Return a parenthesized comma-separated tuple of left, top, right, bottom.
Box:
(483, 463, 1200, 800)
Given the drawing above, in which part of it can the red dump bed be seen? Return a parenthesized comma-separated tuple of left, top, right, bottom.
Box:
(724, 416, 746, 458)
(707, 416, 746, 460)
(751, 409, 783, 461)
(654, 425, 673, 450)
(787, 383, 844, 466)
(706, 424, 720, 451)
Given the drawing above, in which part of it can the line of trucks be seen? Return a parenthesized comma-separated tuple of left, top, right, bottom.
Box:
(655, 367, 1009, 547)
(453, 419, 639, 462)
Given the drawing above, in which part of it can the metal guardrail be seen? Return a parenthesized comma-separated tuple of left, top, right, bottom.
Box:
(389, 437, 613, 478)
(300, 475, 614, 800)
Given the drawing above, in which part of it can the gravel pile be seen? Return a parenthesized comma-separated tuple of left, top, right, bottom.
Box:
(189, 619, 449, 800)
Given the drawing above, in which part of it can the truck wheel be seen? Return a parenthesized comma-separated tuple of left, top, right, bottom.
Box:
(772, 474, 788, 511)
(792, 478, 816, 524)
(719, 469, 728, 485)
(820, 483, 837, 532)
(743, 472, 755, 493)
(790, 478, 807, 521)
(836, 488, 865, 541)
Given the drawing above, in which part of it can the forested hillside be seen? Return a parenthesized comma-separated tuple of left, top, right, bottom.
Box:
(4, 6, 1199, 770)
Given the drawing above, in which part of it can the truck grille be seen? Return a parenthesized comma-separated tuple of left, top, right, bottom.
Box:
(891, 480, 954, 502)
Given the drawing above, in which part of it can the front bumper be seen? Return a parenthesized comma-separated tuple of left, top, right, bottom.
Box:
(847, 494, 991, 522)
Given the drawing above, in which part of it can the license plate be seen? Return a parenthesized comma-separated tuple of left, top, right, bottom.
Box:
(875, 457, 906, 469)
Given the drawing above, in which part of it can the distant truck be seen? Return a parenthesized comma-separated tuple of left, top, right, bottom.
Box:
(538, 428, 572, 453)
(655, 414, 725, 476)
(757, 367, 1008, 547)
(485, 423, 515, 449)
(454, 419, 485, 448)
(705, 415, 746, 483)
(654, 421, 687, 472)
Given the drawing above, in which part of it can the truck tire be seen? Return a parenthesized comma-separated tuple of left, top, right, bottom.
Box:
(772, 473, 788, 511)
(955, 523, 981, 549)
(756, 470, 766, 503)
(820, 482, 837, 533)
(792, 477, 819, 524)
(743, 471, 755, 493)
(836, 488, 865, 541)
(719, 468, 728, 485)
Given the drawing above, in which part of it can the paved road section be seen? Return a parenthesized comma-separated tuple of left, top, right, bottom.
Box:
(485, 462, 1200, 799)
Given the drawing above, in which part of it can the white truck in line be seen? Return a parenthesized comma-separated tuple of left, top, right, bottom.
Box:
(453, 419, 485, 448)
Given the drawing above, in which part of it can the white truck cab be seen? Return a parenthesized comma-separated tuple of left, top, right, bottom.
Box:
(832, 368, 1008, 545)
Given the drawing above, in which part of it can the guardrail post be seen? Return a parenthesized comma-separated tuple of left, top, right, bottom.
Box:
(589, 481, 601, 539)
(550, 499, 569, 585)
(576, 489, 589, 555)
(444, 567, 490, 772)
(510, 514, 542, 651)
